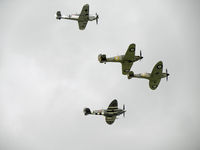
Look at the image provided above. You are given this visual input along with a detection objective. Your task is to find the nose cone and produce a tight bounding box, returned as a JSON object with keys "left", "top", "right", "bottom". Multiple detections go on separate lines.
{"left": 167, "top": 73, "right": 170, "bottom": 76}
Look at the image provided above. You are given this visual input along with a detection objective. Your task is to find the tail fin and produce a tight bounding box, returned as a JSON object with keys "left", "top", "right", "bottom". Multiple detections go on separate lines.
{"left": 56, "top": 11, "right": 62, "bottom": 20}
{"left": 83, "top": 108, "right": 91, "bottom": 115}
{"left": 127, "top": 71, "right": 134, "bottom": 79}
{"left": 98, "top": 54, "right": 107, "bottom": 63}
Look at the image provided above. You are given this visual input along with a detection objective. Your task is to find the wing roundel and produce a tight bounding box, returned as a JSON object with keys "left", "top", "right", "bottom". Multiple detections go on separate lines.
{"left": 123, "top": 43, "right": 136, "bottom": 61}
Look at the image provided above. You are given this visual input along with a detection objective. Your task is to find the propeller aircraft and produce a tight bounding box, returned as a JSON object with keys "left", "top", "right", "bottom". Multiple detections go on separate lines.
{"left": 83, "top": 99, "right": 126, "bottom": 125}
{"left": 127, "top": 61, "right": 169, "bottom": 90}
{"left": 98, "top": 43, "right": 143, "bottom": 75}
{"left": 56, "top": 4, "right": 99, "bottom": 30}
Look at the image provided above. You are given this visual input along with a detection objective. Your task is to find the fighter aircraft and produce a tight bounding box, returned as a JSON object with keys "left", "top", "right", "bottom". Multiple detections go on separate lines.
{"left": 98, "top": 43, "right": 143, "bottom": 75}
{"left": 127, "top": 61, "right": 169, "bottom": 90}
{"left": 56, "top": 4, "right": 99, "bottom": 30}
{"left": 83, "top": 99, "right": 126, "bottom": 125}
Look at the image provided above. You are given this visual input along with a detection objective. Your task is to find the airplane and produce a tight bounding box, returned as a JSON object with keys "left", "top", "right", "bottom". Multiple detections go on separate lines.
{"left": 127, "top": 61, "right": 169, "bottom": 90}
{"left": 56, "top": 4, "right": 99, "bottom": 30}
{"left": 98, "top": 43, "right": 143, "bottom": 75}
{"left": 83, "top": 99, "right": 126, "bottom": 125}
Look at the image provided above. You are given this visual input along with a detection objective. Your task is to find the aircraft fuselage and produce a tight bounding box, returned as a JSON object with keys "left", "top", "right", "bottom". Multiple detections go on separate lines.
{"left": 92, "top": 109, "right": 125, "bottom": 117}
{"left": 59, "top": 14, "right": 97, "bottom": 22}
{"left": 104, "top": 55, "right": 142, "bottom": 63}
{"left": 133, "top": 72, "right": 168, "bottom": 80}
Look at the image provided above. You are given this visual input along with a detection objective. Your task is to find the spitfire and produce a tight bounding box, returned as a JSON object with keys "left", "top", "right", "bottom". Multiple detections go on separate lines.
{"left": 98, "top": 43, "right": 143, "bottom": 75}
{"left": 127, "top": 61, "right": 170, "bottom": 90}
{"left": 56, "top": 4, "right": 99, "bottom": 30}
{"left": 83, "top": 99, "right": 126, "bottom": 125}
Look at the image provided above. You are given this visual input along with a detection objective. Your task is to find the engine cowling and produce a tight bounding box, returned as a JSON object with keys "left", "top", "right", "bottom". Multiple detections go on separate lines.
{"left": 128, "top": 71, "right": 134, "bottom": 79}
{"left": 98, "top": 54, "right": 107, "bottom": 63}
{"left": 83, "top": 108, "right": 91, "bottom": 115}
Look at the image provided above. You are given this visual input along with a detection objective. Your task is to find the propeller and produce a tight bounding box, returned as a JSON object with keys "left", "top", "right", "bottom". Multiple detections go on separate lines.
{"left": 123, "top": 104, "right": 125, "bottom": 117}
{"left": 140, "top": 50, "right": 143, "bottom": 60}
{"left": 166, "top": 69, "right": 169, "bottom": 81}
{"left": 96, "top": 13, "right": 99, "bottom": 24}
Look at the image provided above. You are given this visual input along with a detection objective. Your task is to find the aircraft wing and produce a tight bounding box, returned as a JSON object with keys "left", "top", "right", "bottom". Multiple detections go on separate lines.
{"left": 149, "top": 61, "right": 163, "bottom": 90}
{"left": 107, "top": 99, "right": 118, "bottom": 110}
{"left": 122, "top": 61, "right": 133, "bottom": 75}
{"left": 78, "top": 4, "right": 89, "bottom": 30}
{"left": 121, "top": 43, "right": 136, "bottom": 75}
{"left": 123, "top": 43, "right": 136, "bottom": 61}
{"left": 105, "top": 116, "right": 116, "bottom": 125}
{"left": 105, "top": 100, "right": 118, "bottom": 125}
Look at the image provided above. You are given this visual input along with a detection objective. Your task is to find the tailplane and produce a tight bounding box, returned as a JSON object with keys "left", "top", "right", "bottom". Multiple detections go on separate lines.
{"left": 83, "top": 108, "right": 91, "bottom": 115}
{"left": 98, "top": 54, "right": 107, "bottom": 63}
{"left": 127, "top": 71, "right": 134, "bottom": 79}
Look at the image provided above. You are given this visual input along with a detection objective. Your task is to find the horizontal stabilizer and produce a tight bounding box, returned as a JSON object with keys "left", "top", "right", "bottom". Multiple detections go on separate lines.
{"left": 83, "top": 108, "right": 91, "bottom": 115}
{"left": 127, "top": 71, "right": 134, "bottom": 79}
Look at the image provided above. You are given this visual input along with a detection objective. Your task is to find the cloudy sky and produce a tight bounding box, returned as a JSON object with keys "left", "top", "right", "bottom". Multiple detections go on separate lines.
{"left": 1, "top": 0, "right": 200, "bottom": 150}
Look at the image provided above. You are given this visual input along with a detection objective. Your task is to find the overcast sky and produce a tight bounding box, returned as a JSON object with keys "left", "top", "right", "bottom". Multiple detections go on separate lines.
{"left": 1, "top": 0, "right": 200, "bottom": 150}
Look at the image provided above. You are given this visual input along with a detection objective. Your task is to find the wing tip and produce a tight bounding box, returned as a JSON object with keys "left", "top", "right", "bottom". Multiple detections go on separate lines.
{"left": 112, "top": 99, "right": 117, "bottom": 103}
{"left": 149, "top": 83, "right": 158, "bottom": 90}
{"left": 156, "top": 61, "right": 163, "bottom": 65}
{"left": 106, "top": 121, "right": 114, "bottom": 125}
{"left": 84, "top": 4, "right": 89, "bottom": 7}
{"left": 130, "top": 43, "right": 136, "bottom": 47}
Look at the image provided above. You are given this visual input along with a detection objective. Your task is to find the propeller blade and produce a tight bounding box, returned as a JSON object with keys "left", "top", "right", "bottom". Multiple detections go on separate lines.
{"left": 96, "top": 13, "right": 99, "bottom": 24}
{"left": 166, "top": 69, "right": 169, "bottom": 81}
{"left": 139, "top": 50, "right": 143, "bottom": 61}
{"left": 123, "top": 104, "right": 125, "bottom": 117}
{"left": 96, "top": 13, "right": 99, "bottom": 18}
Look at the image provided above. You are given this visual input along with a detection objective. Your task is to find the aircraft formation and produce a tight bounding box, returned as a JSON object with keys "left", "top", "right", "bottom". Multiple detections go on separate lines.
{"left": 56, "top": 4, "right": 169, "bottom": 125}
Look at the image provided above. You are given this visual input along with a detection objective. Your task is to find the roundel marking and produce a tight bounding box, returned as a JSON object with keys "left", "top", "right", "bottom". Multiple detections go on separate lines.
{"left": 153, "top": 85, "right": 157, "bottom": 88}
{"left": 114, "top": 56, "right": 120, "bottom": 61}
{"left": 157, "top": 64, "right": 163, "bottom": 69}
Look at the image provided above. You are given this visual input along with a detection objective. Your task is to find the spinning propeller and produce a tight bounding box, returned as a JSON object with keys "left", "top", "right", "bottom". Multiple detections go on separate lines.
{"left": 123, "top": 104, "right": 126, "bottom": 117}
{"left": 96, "top": 13, "right": 99, "bottom": 24}
{"left": 166, "top": 69, "right": 169, "bottom": 81}
{"left": 140, "top": 50, "right": 143, "bottom": 60}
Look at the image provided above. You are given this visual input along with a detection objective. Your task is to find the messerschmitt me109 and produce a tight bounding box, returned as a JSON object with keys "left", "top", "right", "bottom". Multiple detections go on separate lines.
{"left": 83, "top": 99, "right": 126, "bottom": 125}
{"left": 127, "top": 61, "right": 169, "bottom": 90}
{"left": 56, "top": 4, "right": 99, "bottom": 30}
{"left": 98, "top": 43, "right": 143, "bottom": 75}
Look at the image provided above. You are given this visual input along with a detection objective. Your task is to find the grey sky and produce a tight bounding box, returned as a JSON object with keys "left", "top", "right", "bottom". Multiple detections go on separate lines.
{"left": 1, "top": 0, "right": 200, "bottom": 150}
